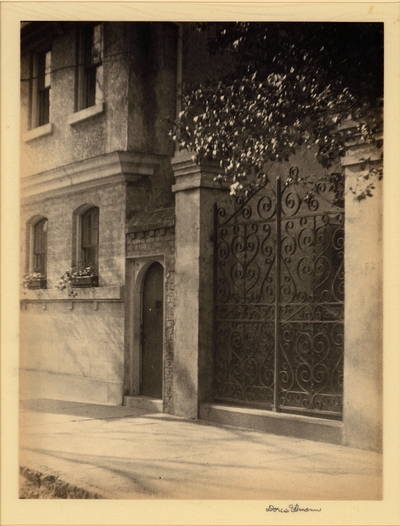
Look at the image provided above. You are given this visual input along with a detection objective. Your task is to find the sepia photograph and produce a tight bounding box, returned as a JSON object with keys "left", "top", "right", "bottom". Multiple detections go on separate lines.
{"left": 2, "top": 2, "right": 400, "bottom": 525}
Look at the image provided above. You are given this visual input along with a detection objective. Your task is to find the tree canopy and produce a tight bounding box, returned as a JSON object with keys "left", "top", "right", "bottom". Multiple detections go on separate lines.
{"left": 170, "top": 22, "right": 383, "bottom": 200}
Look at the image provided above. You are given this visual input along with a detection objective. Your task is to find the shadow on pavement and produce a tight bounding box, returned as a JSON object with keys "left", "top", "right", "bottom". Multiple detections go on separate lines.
{"left": 20, "top": 398, "right": 151, "bottom": 420}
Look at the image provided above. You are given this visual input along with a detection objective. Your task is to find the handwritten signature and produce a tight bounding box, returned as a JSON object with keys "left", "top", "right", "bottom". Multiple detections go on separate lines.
{"left": 266, "top": 504, "right": 321, "bottom": 513}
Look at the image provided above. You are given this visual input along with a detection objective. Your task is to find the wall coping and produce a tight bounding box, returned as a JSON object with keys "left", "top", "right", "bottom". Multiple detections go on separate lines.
{"left": 126, "top": 207, "right": 175, "bottom": 234}
{"left": 171, "top": 150, "right": 229, "bottom": 193}
{"left": 21, "top": 151, "right": 167, "bottom": 202}
{"left": 341, "top": 143, "right": 383, "bottom": 168}
{"left": 340, "top": 116, "right": 383, "bottom": 168}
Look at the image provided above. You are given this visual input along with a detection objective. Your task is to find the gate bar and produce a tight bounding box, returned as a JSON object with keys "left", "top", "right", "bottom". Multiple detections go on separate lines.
{"left": 273, "top": 176, "right": 281, "bottom": 411}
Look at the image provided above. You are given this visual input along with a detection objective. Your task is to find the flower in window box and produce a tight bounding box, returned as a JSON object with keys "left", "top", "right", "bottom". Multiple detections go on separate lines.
{"left": 23, "top": 272, "right": 47, "bottom": 290}
{"left": 57, "top": 263, "right": 98, "bottom": 296}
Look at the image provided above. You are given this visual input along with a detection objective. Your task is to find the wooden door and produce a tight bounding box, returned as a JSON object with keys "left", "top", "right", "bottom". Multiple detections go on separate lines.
{"left": 141, "top": 262, "right": 163, "bottom": 398}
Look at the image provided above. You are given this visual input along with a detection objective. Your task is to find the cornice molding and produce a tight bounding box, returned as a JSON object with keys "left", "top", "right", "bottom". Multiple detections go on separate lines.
{"left": 20, "top": 285, "right": 124, "bottom": 302}
{"left": 21, "top": 151, "right": 166, "bottom": 202}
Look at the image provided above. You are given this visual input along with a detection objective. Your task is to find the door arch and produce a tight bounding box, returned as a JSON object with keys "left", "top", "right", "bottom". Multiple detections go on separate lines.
{"left": 141, "top": 262, "right": 164, "bottom": 398}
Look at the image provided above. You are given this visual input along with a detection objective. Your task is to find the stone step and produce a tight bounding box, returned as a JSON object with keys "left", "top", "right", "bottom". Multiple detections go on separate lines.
{"left": 200, "top": 403, "right": 344, "bottom": 446}
{"left": 123, "top": 396, "right": 163, "bottom": 413}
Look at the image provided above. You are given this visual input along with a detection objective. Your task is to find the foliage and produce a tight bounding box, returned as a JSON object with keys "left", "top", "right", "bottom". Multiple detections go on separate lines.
{"left": 169, "top": 22, "right": 383, "bottom": 198}
{"left": 22, "top": 271, "right": 46, "bottom": 289}
{"left": 348, "top": 158, "right": 384, "bottom": 201}
{"left": 56, "top": 263, "right": 98, "bottom": 297}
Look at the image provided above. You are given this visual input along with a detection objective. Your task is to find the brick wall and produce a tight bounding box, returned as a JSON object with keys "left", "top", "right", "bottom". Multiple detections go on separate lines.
{"left": 21, "top": 182, "right": 127, "bottom": 288}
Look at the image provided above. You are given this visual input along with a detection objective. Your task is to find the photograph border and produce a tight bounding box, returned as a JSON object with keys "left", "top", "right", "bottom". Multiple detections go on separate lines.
{"left": 2, "top": 1, "right": 400, "bottom": 525}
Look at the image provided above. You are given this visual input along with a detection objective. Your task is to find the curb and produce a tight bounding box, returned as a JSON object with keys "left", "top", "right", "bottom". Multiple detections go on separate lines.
{"left": 20, "top": 466, "right": 104, "bottom": 499}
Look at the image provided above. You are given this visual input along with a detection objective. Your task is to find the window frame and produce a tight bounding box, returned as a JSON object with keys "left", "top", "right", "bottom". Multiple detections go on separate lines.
{"left": 30, "top": 48, "right": 52, "bottom": 129}
{"left": 72, "top": 205, "right": 100, "bottom": 270}
{"left": 27, "top": 217, "right": 48, "bottom": 276}
{"left": 76, "top": 23, "right": 104, "bottom": 112}
{"left": 80, "top": 206, "right": 99, "bottom": 269}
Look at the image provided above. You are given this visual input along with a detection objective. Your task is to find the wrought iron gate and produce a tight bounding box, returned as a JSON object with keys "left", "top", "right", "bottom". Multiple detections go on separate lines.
{"left": 214, "top": 167, "right": 344, "bottom": 417}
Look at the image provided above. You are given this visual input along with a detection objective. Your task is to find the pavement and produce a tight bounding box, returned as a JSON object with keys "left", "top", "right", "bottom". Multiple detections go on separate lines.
{"left": 19, "top": 397, "right": 383, "bottom": 500}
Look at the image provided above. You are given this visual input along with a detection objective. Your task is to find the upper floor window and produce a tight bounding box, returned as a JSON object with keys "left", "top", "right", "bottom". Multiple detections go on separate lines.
{"left": 33, "top": 217, "right": 48, "bottom": 275}
{"left": 32, "top": 50, "right": 51, "bottom": 128}
{"left": 81, "top": 206, "right": 99, "bottom": 269}
{"left": 77, "top": 24, "right": 104, "bottom": 110}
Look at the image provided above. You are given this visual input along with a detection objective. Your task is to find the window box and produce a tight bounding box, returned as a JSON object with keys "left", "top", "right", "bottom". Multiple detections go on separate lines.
{"left": 26, "top": 278, "right": 47, "bottom": 290}
{"left": 57, "top": 263, "right": 98, "bottom": 296}
{"left": 71, "top": 275, "right": 98, "bottom": 288}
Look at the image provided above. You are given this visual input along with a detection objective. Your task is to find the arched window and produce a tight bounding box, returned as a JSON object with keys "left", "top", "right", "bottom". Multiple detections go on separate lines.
{"left": 81, "top": 206, "right": 99, "bottom": 269}
{"left": 33, "top": 217, "right": 48, "bottom": 275}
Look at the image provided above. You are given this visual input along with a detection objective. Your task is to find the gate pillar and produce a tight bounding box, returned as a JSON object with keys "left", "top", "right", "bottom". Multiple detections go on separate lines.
{"left": 171, "top": 151, "right": 227, "bottom": 418}
{"left": 342, "top": 126, "right": 383, "bottom": 452}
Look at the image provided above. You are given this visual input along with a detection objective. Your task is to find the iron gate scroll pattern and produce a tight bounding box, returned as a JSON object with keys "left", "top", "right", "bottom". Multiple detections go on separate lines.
{"left": 214, "top": 168, "right": 344, "bottom": 417}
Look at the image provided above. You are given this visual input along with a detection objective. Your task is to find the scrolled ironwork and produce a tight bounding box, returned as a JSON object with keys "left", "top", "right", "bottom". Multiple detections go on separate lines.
{"left": 214, "top": 168, "right": 344, "bottom": 417}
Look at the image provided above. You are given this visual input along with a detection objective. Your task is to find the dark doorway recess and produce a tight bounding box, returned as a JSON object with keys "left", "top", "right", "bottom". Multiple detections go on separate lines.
{"left": 141, "top": 262, "right": 164, "bottom": 398}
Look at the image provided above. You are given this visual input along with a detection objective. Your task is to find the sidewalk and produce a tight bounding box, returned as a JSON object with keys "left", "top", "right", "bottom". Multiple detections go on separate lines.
{"left": 19, "top": 398, "right": 382, "bottom": 500}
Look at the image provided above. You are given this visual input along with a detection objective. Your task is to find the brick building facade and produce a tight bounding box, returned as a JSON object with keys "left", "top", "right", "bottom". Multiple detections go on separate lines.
{"left": 20, "top": 21, "right": 383, "bottom": 452}
{"left": 20, "top": 22, "right": 178, "bottom": 406}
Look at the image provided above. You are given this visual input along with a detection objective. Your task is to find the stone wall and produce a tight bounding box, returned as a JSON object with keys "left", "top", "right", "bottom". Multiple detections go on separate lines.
{"left": 20, "top": 296, "right": 124, "bottom": 405}
{"left": 127, "top": 23, "right": 177, "bottom": 157}
{"left": 20, "top": 23, "right": 130, "bottom": 177}
{"left": 20, "top": 21, "right": 178, "bottom": 407}
{"left": 342, "top": 132, "right": 383, "bottom": 452}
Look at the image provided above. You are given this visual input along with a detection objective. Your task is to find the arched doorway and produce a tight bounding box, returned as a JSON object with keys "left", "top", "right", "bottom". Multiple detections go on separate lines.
{"left": 141, "top": 262, "right": 164, "bottom": 398}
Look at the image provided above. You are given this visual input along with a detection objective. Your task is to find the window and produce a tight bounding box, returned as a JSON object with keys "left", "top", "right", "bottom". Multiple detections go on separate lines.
{"left": 33, "top": 218, "right": 48, "bottom": 275}
{"left": 32, "top": 50, "right": 51, "bottom": 128}
{"left": 77, "top": 24, "right": 104, "bottom": 110}
{"left": 81, "top": 207, "right": 99, "bottom": 268}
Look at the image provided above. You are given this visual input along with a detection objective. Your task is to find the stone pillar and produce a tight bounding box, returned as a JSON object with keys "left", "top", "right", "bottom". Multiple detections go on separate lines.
{"left": 171, "top": 151, "right": 227, "bottom": 418}
{"left": 342, "top": 132, "right": 383, "bottom": 452}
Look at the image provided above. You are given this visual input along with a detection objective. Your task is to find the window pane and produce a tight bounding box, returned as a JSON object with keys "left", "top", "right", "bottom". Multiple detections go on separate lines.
{"left": 44, "top": 51, "right": 51, "bottom": 88}
{"left": 33, "top": 219, "right": 47, "bottom": 274}
{"left": 95, "top": 64, "right": 104, "bottom": 105}
{"left": 92, "top": 24, "right": 103, "bottom": 64}
{"left": 81, "top": 208, "right": 99, "bottom": 268}
{"left": 37, "top": 51, "right": 51, "bottom": 90}
{"left": 90, "top": 208, "right": 99, "bottom": 227}
{"left": 85, "top": 66, "right": 97, "bottom": 108}
{"left": 90, "top": 227, "right": 99, "bottom": 246}
{"left": 84, "top": 246, "right": 97, "bottom": 267}
{"left": 82, "top": 24, "right": 103, "bottom": 109}
{"left": 38, "top": 89, "right": 50, "bottom": 126}
{"left": 37, "top": 50, "right": 51, "bottom": 126}
{"left": 83, "top": 211, "right": 91, "bottom": 230}
{"left": 84, "top": 24, "right": 103, "bottom": 66}
{"left": 82, "top": 227, "right": 91, "bottom": 247}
